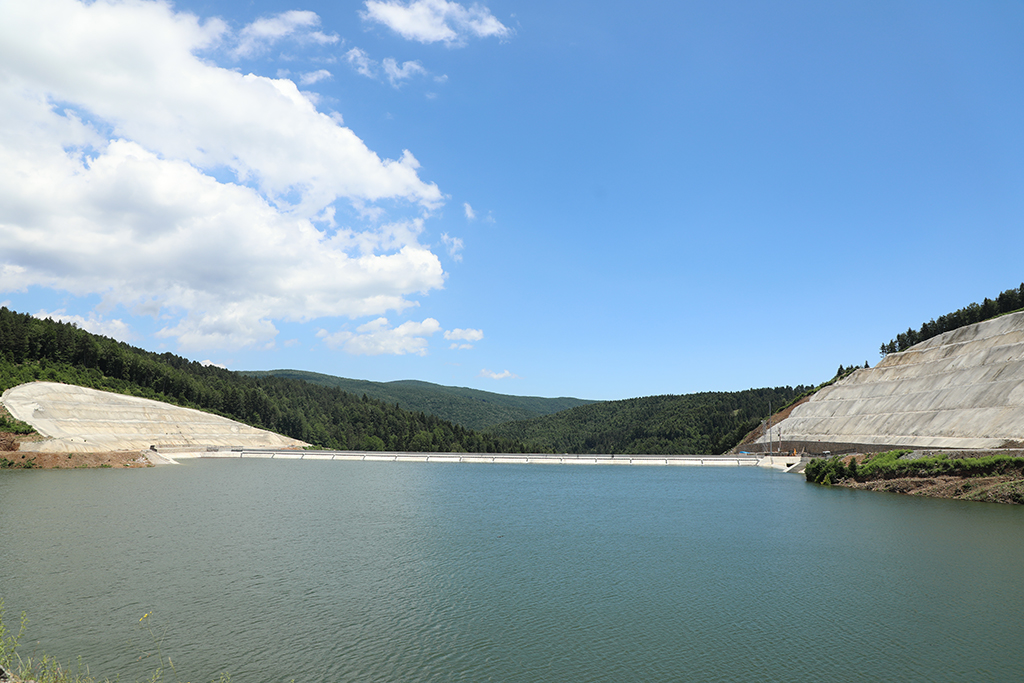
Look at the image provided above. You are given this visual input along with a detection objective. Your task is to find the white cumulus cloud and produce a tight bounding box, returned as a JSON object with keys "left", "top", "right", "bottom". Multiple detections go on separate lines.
{"left": 441, "top": 233, "right": 464, "bottom": 261}
{"left": 33, "top": 309, "right": 135, "bottom": 343}
{"left": 299, "top": 69, "right": 333, "bottom": 86}
{"left": 0, "top": 0, "right": 449, "bottom": 352}
{"left": 362, "top": 0, "right": 510, "bottom": 46}
{"left": 463, "top": 202, "right": 476, "bottom": 220}
{"left": 444, "top": 327, "right": 482, "bottom": 349}
{"left": 444, "top": 328, "right": 483, "bottom": 342}
{"left": 346, "top": 47, "right": 378, "bottom": 78}
{"left": 317, "top": 317, "right": 441, "bottom": 355}
{"left": 479, "top": 368, "right": 518, "bottom": 380}
{"left": 233, "top": 10, "right": 339, "bottom": 59}
{"left": 383, "top": 58, "right": 427, "bottom": 87}
{"left": 346, "top": 48, "right": 431, "bottom": 88}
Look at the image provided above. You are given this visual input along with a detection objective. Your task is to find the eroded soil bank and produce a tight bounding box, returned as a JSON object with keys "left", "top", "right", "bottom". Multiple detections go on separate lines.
{"left": 1, "top": 434, "right": 151, "bottom": 468}
{"left": 1, "top": 450, "right": 152, "bottom": 468}
{"left": 832, "top": 450, "right": 1024, "bottom": 504}
{"left": 845, "top": 474, "right": 1024, "bottom": 504}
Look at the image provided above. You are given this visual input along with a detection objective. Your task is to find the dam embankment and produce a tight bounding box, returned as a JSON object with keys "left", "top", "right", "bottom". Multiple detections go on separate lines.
{"left": 1, "top": 381, "right": 308, "bottom": 452}
{"left": 754, "top": 310, "right": 1024, "bottom": 452}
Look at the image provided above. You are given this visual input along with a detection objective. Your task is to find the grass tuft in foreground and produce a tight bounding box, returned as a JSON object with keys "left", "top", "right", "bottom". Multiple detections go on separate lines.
{"left": 0, "top": 602, "right": 230, "bottom": 683}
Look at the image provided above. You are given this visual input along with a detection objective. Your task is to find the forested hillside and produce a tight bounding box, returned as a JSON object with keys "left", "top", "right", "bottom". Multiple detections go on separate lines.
{"left": 880, "top": 282, "right": 1024, "bottom": 355}
{"left": 0, "top": 307, "right": 526, "bottom": 453}
{"left": 486, "top": 386, "right": 809, "bottom": 455}
{"left": 247, "top": 369, "right": 594, "bottom": 429}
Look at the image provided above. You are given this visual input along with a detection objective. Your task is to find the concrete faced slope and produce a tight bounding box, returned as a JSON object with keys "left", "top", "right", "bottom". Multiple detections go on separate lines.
{"left": 1, "top": 381, "right": 309, "bottom": 452}
{"left": 757, "top": 310, "right": 1024, "bottom": 451}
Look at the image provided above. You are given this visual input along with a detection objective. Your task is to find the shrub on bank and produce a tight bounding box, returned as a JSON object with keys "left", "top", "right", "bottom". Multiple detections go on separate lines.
{"left": 805, "top": 456, "right": 851, "bottom": 485}
{"left": 0, "top": 411, "right": 34, "bottom": 436}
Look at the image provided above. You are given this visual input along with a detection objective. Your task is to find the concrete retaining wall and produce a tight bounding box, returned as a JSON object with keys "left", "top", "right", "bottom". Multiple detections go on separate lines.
{"left": 741, "top": 440, "right": 911, "bottom": 456}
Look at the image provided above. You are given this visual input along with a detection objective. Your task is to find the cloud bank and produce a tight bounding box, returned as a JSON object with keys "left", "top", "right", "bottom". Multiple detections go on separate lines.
{"left": 0, "top": 0, "right": 450, "bottom": 352}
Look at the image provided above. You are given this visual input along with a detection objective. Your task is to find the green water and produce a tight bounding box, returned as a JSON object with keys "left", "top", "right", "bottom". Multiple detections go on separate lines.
{"left": 2, "top": 460, "right": 1023, "bottom": 682}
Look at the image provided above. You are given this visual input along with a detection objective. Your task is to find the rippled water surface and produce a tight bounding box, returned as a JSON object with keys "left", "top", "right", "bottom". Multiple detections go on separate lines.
{"left": 2, "top": 460, "right": 1024, "bottom": 682}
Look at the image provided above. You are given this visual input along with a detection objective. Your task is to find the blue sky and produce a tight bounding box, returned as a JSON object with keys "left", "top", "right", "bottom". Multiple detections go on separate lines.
{"left": 1, "top": 0, "right": 1023, "bottom": 401}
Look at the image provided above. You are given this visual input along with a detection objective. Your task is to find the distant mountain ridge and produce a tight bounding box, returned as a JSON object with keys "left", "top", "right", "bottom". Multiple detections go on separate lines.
{"left": 244, "top": 369, "right": 596, "bottom": 430}
{"left": 486, "top": 386, "right": 809, "bottom": 455}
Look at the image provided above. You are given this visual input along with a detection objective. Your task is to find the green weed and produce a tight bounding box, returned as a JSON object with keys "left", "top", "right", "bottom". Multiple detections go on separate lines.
{"left": 0, "top": 456, "right": 36, "bottom": 470}
{"left": 0, "top": 604, "right": 230, "bottom": 683}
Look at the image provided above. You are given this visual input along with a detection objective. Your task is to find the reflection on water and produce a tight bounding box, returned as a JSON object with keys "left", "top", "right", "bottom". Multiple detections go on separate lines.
{"left": 2, "top": 460, "right": 1023, "bottom": 682}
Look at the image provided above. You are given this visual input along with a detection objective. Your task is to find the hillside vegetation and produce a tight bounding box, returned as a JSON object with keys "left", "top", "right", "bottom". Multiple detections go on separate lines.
{"left": 0, "top": 307, "right": 525, "bottom": 453}
{"left": 486, "top": 386, "right": 809, "bottom": 455}
{"left": 880, "top": 282, "right": 1024, "bottom": 355}
{"left": 247, "top": 369, "right": 593, "bottom": 430}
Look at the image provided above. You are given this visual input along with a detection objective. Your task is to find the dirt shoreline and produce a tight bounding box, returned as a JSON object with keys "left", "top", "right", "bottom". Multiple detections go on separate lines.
{"left": 1, "top": 450, "right": 153, "bottom": 468}
{"left": 841, "top": 474, "right": 1024, "bottom": 504}
{"left": 827, "top": 451, "right": 1024, "bottom": 504}
{"left": 1, "top": 436, "right": 152, "bottom": 469}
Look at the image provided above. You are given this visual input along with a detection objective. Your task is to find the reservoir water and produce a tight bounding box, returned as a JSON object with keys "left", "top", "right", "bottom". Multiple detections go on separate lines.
{"left": 2, "top": 459, "right": 1024, "bottom": 682}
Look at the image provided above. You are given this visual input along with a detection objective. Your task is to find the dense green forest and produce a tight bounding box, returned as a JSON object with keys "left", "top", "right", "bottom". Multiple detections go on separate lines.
{"left": 0, "top": 307, "right": 526, "bottom": 453}
{"left": 246, "top": 369, "right": 594, "bottom": 430}
{"left": 880, "top": 283, "right": 1024, "bottom": 356}
{"left": 485, "top": 386, "right": 809, "bottom": 455}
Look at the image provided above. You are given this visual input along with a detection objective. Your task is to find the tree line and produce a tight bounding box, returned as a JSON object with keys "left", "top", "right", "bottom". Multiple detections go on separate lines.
{"left": 880, "top": 283, "right": 1024, "bottom": 356}
{"left": 485, "top": 386, "right": 810, "bottom": 456}
{"left": 0, "top": 307, "right": 526, "bottom": 453}
{"left": 835, "top": 362, "right": 869, "bottom": 378}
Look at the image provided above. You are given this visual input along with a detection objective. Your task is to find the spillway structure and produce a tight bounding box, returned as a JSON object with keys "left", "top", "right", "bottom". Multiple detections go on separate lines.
{"left": 1, "top": 381, "right": 308, "bottom": 452}
{"left": 753, "top": 310, "right": 1024, "bottom": 453}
